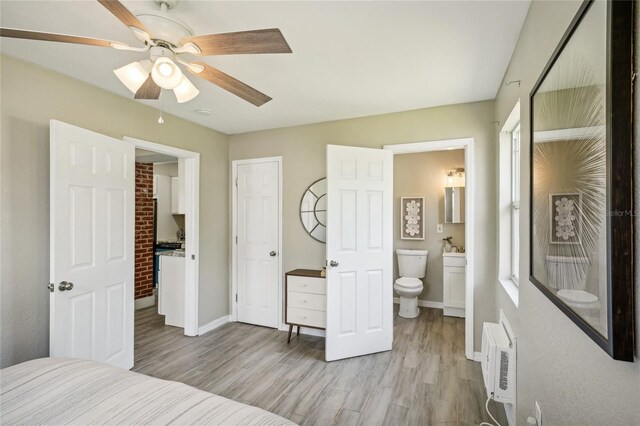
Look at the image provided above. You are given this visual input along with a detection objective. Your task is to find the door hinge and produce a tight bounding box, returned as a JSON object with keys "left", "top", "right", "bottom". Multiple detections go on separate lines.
{"left": 235, "top": 236, "right": 238, "bottom": 244}
{"left": 236, "top": 294, "right": 238, "bottom": 302}
{"left": 235, "top": 178, "right": 238, "bottom": 187}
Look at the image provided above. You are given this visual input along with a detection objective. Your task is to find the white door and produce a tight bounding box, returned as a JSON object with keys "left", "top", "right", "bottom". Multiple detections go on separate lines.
{"left": 237, "top": 161, "right": 280, "bottom": 328}
{"left": 50, "top": 120, "right": 134, "bottom": 369}
{"left": 325, "top": 145, "right": 393, "bottom": 361}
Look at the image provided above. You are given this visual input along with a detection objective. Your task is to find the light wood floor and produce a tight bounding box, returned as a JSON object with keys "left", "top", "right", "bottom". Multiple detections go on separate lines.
{"left": 133, "top": 305, "right": 506, "bottom": 425}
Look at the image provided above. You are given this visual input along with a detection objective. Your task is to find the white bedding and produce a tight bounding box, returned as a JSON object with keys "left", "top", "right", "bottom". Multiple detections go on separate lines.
{"left": 0, "top": 358, "right": 296, "bottom": 426}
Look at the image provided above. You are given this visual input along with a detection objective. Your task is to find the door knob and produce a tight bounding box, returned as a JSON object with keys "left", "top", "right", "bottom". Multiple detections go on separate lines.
{"left": 329, "top": 260, "right": 339, "bottom": 267}
{"left": 270, "top": 251, "right": 277, "bottom": 257}
{"left": 58, "top": 281, "right": 74, "bottom": 291}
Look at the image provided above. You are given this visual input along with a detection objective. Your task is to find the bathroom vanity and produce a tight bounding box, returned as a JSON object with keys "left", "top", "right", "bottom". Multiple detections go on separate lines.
{"left": 443, "top": 252, "right": 466, "bottom": 317}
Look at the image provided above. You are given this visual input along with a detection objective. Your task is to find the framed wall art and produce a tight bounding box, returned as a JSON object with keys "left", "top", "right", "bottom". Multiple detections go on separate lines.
{"left": 549, "top": 193, "right": 582, "bottom": 245}
{"left": 529, "top": 0, "right": 634, "bottom": 360}
{"left": 400, "top": 197, "right": 425, "bottom": 240}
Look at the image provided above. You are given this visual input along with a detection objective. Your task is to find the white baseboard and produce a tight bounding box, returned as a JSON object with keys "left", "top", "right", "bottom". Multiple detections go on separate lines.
{"left": 473, "top": 351, "right": 483, "bottom": 362}
{"left": 393, "top": 297, "right": 443, "bottom": 309}
{"left": 198, "top": 315, "right": 231, "bottom": 335}
{"left": 135, "top": 295, "right": 155, "bottom": 310}
{"left": 278, "top": 324, "right": 326, "bottom": 338}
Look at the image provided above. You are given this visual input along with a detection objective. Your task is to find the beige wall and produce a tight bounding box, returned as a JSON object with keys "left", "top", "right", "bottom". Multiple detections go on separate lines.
{"left": 0, "top": 55, "right": 230, "bottom": 368}
{"left": 393, "top": 150, "right": 465, "bottom": 302}
{"left": 230, "top": 100, "right": 496, "bottom": 350}
{"left": 494, "top": 1, "right": 640, "bottom": 423}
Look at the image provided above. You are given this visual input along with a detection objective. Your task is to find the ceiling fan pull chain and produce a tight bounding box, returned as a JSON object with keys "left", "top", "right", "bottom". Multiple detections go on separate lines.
{"left": 158, "top": 91, "right": 165, "bottom": 125}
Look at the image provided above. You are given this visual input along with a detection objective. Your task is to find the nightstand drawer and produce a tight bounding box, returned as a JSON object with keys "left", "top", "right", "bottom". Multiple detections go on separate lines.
{"left": 288, "top": 291, "right": 326, "bottom": 311}
{"left": 287, "top": 307, "right": 325, "bottom": 328}
{"left": 287, "top": 275, "right": 326, "bottom": 295}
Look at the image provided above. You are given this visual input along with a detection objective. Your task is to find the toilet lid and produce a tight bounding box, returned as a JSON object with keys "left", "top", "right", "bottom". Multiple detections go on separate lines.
{"left": 395, "top": 277, "right": 423, "bottom": 288}
{"left": 557, "top": 289, "right": 598, "bottom": 304}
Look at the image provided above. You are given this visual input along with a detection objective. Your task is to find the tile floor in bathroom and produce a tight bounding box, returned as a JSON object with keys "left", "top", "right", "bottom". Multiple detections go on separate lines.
{"left": 133, "top": 304, "right": 507, "bottom": 425}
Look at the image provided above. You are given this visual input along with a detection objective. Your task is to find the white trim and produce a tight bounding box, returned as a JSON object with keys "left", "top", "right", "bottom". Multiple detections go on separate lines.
{"left": 198, "top": 315, "right": 231, "bottom": 335}
{"left": 231, "top": 157, "right": 283, "bottom": 329}
{"left": 135, "top": 295, "right": 155, "bottom": 310}
{"left": 473, "top": 351, "right": 483, "bottom": 362}
{"left": 385, "top": 137, "right": 476, "bottom": 361}
{"left": 393, "top": 297, "right": 443, "bottom": 310}
{"left": 278, "top": 324, "right": 326, "bottom": 338}
{"left": 124, "top": 136, "right": 200, "bottom": 337}
{"left": 499, "top": 279, "right": 520, "bottom": 308}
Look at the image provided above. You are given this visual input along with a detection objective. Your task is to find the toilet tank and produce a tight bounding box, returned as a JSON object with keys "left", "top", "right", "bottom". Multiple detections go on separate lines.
{"left": 396, "top": 249, "right": 428, "bottom": 278}
{"left": 545, "top": 255, "right": 589, "bottom": 290}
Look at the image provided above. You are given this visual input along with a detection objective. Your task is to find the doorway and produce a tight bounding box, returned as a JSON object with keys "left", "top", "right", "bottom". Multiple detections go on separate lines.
{"left": 231, "top": 157, "right": 283, "bottom": 329}
{"left": 125, "top": 137, "right": 200, "bottom": 337}
{"left": 384, "top": 138, "right": 475, "bottom": 360}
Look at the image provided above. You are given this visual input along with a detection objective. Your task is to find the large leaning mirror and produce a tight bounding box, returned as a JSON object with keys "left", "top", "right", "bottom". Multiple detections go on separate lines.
{"left": 530, "top": 0, "right": 633, "bottom": 361}
{"left": 300, "top": 178, "right": 327, "bottom": 243}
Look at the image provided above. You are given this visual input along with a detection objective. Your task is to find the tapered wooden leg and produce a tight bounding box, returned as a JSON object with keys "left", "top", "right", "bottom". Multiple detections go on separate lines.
{"left": 287, "top": 324, "right": 293, "bottom": 344}
{"left": 297, "top": 325, "right": 300, "bottom": 336}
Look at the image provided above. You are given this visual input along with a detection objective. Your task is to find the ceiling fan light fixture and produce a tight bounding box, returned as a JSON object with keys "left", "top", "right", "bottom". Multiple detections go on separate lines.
{"left": 173, "top": 75, "right": 199, "bottom": 103}
{"left": 151, "top": 56, "right": 183, "bottom": 89}
{"left": 114, "top": 61, "right": 151, "bottom": 94}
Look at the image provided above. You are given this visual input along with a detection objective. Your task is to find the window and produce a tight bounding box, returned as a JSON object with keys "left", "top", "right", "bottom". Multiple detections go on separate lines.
{"left": 511, "top": 124, "right": 520, "bottom": 284}
{"left": 498, "top": 100, "right": 520, "bottom": 306}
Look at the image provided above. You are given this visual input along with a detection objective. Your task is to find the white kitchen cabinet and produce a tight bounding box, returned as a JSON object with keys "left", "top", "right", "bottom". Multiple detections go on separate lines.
{"left": 170, "top": 181, "right": 185, "bottom": 214}
{"left": 158, "top": 255, "right": 185, "bottom": 327}
{"left": 443, "top": 252, "right": 466, "bottom": 317}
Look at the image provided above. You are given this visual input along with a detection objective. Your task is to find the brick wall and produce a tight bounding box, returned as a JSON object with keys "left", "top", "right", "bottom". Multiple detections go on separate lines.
{"left": 135, "top": 162, "right": 154, "bottom": 300}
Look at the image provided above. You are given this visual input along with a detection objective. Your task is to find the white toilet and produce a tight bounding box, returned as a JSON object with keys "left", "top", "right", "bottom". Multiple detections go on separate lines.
{"left": 546, "top": 255, "right": 600, "bottom": 318}
{"left": 394, "top": 249, "right": 428, "bottom": 318}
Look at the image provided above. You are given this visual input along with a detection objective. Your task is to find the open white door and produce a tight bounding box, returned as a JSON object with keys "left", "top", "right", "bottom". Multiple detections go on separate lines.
{"left": 50, "top": 120, "right": 134, "bottom": 369}
{"left": 325, "top": 145, "right": 393, "bottom": 361}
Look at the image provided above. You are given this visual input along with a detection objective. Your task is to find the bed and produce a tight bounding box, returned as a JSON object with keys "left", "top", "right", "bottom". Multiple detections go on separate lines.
{"left": 1, "top": 358, "right": 296, "bottom": 425}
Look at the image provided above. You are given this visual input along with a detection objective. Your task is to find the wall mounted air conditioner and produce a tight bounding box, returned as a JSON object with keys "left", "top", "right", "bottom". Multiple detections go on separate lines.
{"left": 481, "top": 311, "right": 516, "bottom": 404}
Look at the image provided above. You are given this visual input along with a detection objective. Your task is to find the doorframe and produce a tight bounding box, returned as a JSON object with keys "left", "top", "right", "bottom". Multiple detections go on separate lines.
{"left": 124, "top": 136, "right": 200, "bottom": 337}
{"left": 384, "top": 137, "right": 475, "bottom": 360}
{"left": 230, "top": 156, "right": 283, "bottom": 328}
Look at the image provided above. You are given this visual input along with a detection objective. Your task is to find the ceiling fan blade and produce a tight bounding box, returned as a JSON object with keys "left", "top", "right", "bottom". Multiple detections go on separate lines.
{"left": 182, "top": 29, "right": 292, "bottom": 56}
{"left": 134, "top": 76, "right": 161, "bottom": 100}
{"left": 97, "top": 0, "right": 153, "bottom": 37}
{"left": 189, "top": 62, "right": 272, "bottom": 107}
{"left": 0, "top": 28, "right": 113, "bottom": 47}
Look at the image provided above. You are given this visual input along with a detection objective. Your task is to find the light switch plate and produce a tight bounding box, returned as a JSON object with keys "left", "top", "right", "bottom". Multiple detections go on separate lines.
{"left": 535, "top": 401, "right": 542, "bottom": 425}
{"left": 436, "top": 224, "right": 444, "bottom": 233}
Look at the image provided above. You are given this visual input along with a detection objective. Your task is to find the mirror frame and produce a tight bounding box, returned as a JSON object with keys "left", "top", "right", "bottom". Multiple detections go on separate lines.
{"left": 299, "top": 177, "right": 327, "bottom": 244}
{"left": 528, "top": 0, "right": 634, "bottom": 361}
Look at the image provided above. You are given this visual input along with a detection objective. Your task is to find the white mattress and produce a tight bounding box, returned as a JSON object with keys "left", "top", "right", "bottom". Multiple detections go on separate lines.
{"left": 1, "top": 358, "right": 296, "bottom": 426}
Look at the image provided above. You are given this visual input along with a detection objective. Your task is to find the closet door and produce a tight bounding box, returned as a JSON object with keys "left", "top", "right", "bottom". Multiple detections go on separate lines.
{"left": 325, "top": 145, "right": 393, "bottom": 361}
{"left": 236, "top": 160, "right": 280, "bottom": 328}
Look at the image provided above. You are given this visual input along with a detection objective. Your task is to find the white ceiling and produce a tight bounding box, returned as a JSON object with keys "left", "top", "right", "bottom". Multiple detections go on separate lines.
{"left": 0, "top": 1, "right": 530, "bottom": 134}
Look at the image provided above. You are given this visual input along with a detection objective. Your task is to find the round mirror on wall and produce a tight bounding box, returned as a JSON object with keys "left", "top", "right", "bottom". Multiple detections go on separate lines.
{"left": 300, "top": 178, "right": 327, "bottom": 243}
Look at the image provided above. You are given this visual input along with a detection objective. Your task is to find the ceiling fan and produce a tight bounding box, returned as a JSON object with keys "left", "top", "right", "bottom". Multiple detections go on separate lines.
{"left": 0, "top": 0, "right": 292, "bottom": 106}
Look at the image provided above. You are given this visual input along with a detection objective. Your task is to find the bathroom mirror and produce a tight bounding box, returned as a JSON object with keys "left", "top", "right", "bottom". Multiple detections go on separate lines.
{"left": 529, "top": 0, "right": 633, "bottom": 360}
{"left": 444, "top": 187, "right": 465, "bottom": 224}
{"left": 300, "top": 178, "right": 327, "bottom": 243}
